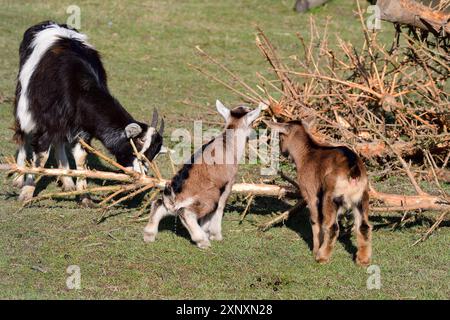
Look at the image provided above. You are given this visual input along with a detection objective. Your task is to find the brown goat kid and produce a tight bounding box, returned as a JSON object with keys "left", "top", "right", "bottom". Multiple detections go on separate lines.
{"left": 144, "top": 101, "right": 261, "bottom": 249}
{"left": 266, "top": 120, "right": 372, "bottom": 266}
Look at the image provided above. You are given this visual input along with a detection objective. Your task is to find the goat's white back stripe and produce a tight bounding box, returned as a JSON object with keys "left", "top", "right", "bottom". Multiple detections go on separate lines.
{"left": 17, "top": 24, "right": 91, "bottom": 133}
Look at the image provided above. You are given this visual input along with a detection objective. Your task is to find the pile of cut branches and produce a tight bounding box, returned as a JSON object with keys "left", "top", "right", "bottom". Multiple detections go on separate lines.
{"left": 192, "top": 0, "right": 450, "bottom": 238}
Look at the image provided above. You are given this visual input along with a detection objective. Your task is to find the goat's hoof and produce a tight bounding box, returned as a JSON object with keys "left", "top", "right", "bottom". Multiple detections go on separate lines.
{"left": 61, "top": 181, "right": 76, "bottom": 192}
{"left": 197, "top": 240, "right": 211, "bottom": 249}
{"left": 355, "top": 255, "right": 371, "bottom": 267}
{"left": 143, "top": 232, "right": 156, "bottom": 243}
{"left": 209, "top": 233, "right": 223, "bottom": 241}
{"left": 80, "top": 197, "right": 96, "bottom": 208}
{"left": 18, "top": 186, "right": 35, "bottom": 202}
{"left": 12, "top": 176, "right": 25, "bottom": 189}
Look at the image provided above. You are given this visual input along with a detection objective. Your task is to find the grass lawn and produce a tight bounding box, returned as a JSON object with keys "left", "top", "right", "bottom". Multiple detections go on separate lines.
{"left": 0, "top": 0, "right": 448, "bottom": 299}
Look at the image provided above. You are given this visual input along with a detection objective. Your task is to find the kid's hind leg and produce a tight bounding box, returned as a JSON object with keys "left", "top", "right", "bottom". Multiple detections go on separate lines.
{"left": 143, "top": 199, "right": 171, "bottom": 242}
{"left": 316, "top": 192, "right": 339, "bottom": 264}
{"left": 352, "top": 190, "right": 372, "bottom": 266}
{"left": 178, "top": 208, "right": 210, "bottom": 249}
{"left": 302, "top": 190, "right": 321, "bottom": 257}
{"left": 208, "top": 182, "right": 233, "bottom": 241}
{"left": 199, "top": 216, "right": 211, "bottom": 236}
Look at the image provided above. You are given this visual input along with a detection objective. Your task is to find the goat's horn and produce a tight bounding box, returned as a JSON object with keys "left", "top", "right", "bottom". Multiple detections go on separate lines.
{"left": 150, "top": 109, "right": 159, "bottom": 128}
{"left": 159, "top": 118, "right": 165, "bottom": 135}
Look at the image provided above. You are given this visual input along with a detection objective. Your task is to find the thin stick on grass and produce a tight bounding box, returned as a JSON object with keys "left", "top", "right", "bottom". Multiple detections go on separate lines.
{"left": 412, "top": 211, "right": 449, "bottom": 246}
{"left": 239, "top": 194, "right": 254, "bottom": 224}
{"left": 258, "top": 200, "right": 306, "bottom": 232}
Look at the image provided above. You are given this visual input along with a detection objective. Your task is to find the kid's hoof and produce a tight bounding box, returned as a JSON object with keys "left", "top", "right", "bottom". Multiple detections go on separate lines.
{"left": 18, "top": 186, "right": 35, "bottom": 202}
{"left": 315, "top": 253, "right": 330, "bottom": 264}
{"left": 355, "top": 255, "right": 371, "bottom": 267}
{"left": 197, "top": 240, "right": 211, "bottom": 249}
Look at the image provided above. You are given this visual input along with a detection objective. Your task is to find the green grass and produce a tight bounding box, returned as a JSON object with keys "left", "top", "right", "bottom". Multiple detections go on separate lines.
{"left": 0, "top": 0, "right": 449, "bottom": 299}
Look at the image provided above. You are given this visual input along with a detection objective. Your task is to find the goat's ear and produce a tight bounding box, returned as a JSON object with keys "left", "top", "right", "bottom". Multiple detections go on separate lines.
{"left": 263, "top": 120, "right": 289, "bottom": 134}
{"left": 216, "top": 100, "right": 230, "bottom": 122}
{"left": 244, "top": 106, "right": 261, "bottom": 127}
{"left": 125, "top": 123, "right": 143, "bottom": 138}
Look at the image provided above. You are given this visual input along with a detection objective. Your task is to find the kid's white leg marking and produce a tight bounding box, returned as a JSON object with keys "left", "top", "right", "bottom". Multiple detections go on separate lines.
{"left": 179, "top": 209, "right": 210, "bottom": 249}
{"left": 209, "top": 183, "right": 232, "bottom": 241}
{"left": 55, "top": 143, "right": 75, "bottom": 191}
{"left": 143, "top": 200, "right": 171, "bottom": 243}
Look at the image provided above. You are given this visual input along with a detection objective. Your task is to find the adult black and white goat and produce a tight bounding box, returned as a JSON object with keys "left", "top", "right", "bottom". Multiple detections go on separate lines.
{"left": 13, "top": 21, "right": 164, "bottom": 205}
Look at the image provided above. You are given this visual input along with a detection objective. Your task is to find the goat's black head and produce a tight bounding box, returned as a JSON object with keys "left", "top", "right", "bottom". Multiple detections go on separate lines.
{"left": 123, "top": 109, "right": 164, "bottom": 173}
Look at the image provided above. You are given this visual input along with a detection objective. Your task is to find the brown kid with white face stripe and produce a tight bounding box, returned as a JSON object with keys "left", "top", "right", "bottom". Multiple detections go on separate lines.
{"left": 265, "top": 120, "right": 372, "bottom": 266}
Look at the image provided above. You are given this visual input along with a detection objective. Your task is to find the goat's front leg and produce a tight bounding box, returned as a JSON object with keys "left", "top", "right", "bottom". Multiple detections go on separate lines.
{"left": 12, "top": 142, "right": 28, "bottom": 188}
{"left": 18, "top": 148, "right": 50, "bottom": 201}
{"left": 55, "top": 143, "right": 76, "bottom": 191}
{"left": 178, "top": 208, "right": 210, "bottom": 249}
{"left": 316, "top": 192, "right": 339, "bottom": 264}
{"left": 72, "top": 142, "right": 94, "bottom": 207}
{"left": 353, "top": 190, "right": 372, "bottom": 266}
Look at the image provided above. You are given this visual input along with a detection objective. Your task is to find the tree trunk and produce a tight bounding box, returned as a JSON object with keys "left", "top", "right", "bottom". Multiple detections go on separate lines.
{"left": 377, "top": 0, "right": 450, "bottom": 35}
{"left": 294, "top": 0, "right": 329, "bottom": 12}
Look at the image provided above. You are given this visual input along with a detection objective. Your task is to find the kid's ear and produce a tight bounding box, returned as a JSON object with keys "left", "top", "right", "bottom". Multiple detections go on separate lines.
{"left": 216, "top": 100, "right": 230, "bottom": 122}
{"left": 244, "top": 106, "right": 261, "bottom": 127}
{"left": 263, "top": 120, "right": 289, "bottom": 134}
{"left": 302, "top": 115, "right": 317, "bottom": 131}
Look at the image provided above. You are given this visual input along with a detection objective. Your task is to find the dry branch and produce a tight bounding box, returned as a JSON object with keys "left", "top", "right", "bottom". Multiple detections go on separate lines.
{"left": 2, "top": 163, "right": 448, "bottom": 212}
